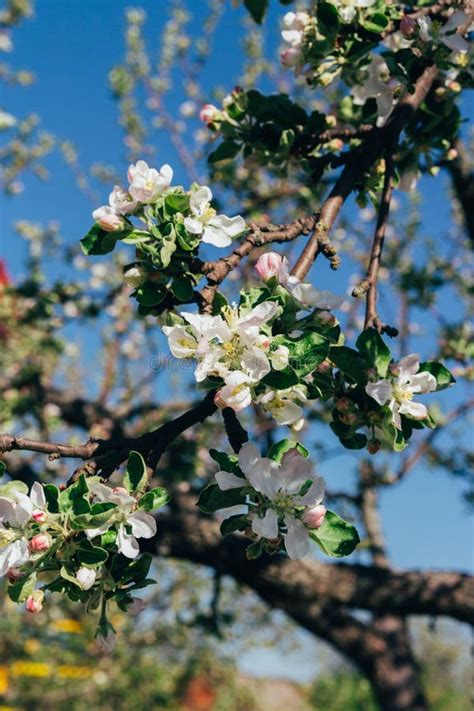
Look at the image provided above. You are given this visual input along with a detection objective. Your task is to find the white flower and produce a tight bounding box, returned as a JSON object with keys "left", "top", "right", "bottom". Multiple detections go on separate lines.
{"left": 0, "top": 489, "right": 33, "bottom": 527}
{"left": 86, "top": 482, "right": 157, "bottom": 559}
{"left": 366, "top": 354, "right": 437, "bottom": 429}
{"left": 215, "top": 443, "right": 325, "bottom": 559}
{"left": 214, "top": 372, "right": 253, "bottom": 412}
{"left": 0, "top": 529, "right": 29, "bottom": 577}
{"left": 123, "top": 265, "right": 147, "bottom": 288}
{"left": 280, "top": 47, "right": 303, "bottom": 68}
{"left": 332, "top": 0, "right": 376, "bottom": 24}
{"left": 352, "top": 55, "right": 400, "bottom": 127}
{"left": 281, "top": 11, "right": 310, "bottom": 47}
{"left": 0, "top": 110, "right": 16, "bottom": 130}
{"left": 76, "top": 566, "right": 97, "bottom": 591}
{"left": 418, "top": 12, "right": 470, "bottom": 54}
{"left": 127, "top": 160, "right": 173, "bottom": 203}
{"left": 256, "top": 385, "right": 307, "bottom": 427}
{"left": 278, "top": 257, "right": 343, "bottom": 310}
{"left": 109, "top": 185, "right": 137, "bottom": 215}
{"left": 184, "top": 186, "right": 246, "bottom": 248}
{"left": 164, "top": 301, "right": 279, "bottom": 387}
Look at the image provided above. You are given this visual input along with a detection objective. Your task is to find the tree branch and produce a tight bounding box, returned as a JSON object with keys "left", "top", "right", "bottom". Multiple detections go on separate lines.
{"left": 291, "top": 64, "right": 439, "bottom": 281}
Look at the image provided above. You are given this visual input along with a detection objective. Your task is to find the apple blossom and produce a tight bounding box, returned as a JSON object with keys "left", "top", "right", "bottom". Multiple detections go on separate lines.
{"left": 418, "top": 12, "right": 470, "bottom": 54}
{"left": 86, "top": 482, "right": 157, "bottom": 559}
{"left": 26, "top": 590, "right": 44, "bottom": 614}
{"left": 184, "top": 185, "right": 246, "bottom": 248}
{"left": 366, "top": 354, "right": 437, "bottom": 429}
{"left": 108, "top": 185, "right": 137, "bottom": 215}
{"left": 127, "top": 160, "right": 173, "bottom": 203}
{"left": 215, "top": 442, "right": 326, "bottom": 559}
{"left": 199, "top": 104, "right": 219, "bottom": 124}
{"left": 29, "top": 534, "right": 51, "bottom": 552}
{"left": 280, "top": 47, "right": 303, "bottom": 69}
{"left": 352, "top": 55, "right": 401, "bottom": 127}
{"left": 256, "top": 385, "right": 307, "bottom": 427}
{"left": 255, "top": 252, "right": 283, "bottom": 281}
{"left": 214, "top": 372, "right": 253, "bottom": 412}
{"left": 281, "top": 11, "right": 310, "bottom": 47}
{"left": 76, "top": 566, "right": 97, "bottom": 591}
{"left": 92, "top": 206, "right": 125, "bottom": 232}
{"left": 0, "top": 528, "right": 30, "bottom": 576}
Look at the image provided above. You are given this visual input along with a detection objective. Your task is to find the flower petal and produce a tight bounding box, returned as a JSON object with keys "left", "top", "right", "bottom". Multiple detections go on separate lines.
{"left": 238, "top": 442, "right": 260, "bottom": 477}
{"left": 366, "top": 380, "right": 392, "bottom": 406}
{"left": 30, "top": 482, "right": 46, "bottom": 510}
{"left": 128, "top": 511, "right": 157, "bottom": 539}
{"left": 284, "top": 515, "right": 310, "bottom": 559}
{"left": 398, "top": 400, "right": 428, "bottom": 421}
{"left": 117, "top": 526, "right": 140, "bottom": 558}
{"left": 252, "top": 509, "right": 279, "bottom": 539}
{"left": 215, "top": 470, "right": 245, "bottom": 491}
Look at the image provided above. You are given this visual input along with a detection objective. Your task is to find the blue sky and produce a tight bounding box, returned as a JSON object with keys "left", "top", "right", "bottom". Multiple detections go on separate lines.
{"left": 1, "top": 0, "right": 473, "bottom": 679}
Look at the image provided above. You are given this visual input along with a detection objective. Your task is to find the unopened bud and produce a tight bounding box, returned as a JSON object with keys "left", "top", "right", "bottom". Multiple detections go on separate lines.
{"left": 123, "top": 265, "right": 147, "bottom": 288}
{"left": 302, "top": 504, "right": 326, "bottom": 529}
{"left": 447, "top": 81, "right": 461, "bottom": 93}
{"left": 76, "top": 566, "right": 97, "bottom": 591}
{"left": 32, "top": 511, "right": 46, "bottom": 523}
{"left": 199, "top": 103, "right": 219, "bottom": 125}
{"left": 328, "top": 138, "right": 343, "bottom": 152}
{"left": 26, "top": 590, "right": 44, "bottom": 614}
{"left": 340, "top": 412, "right": 358, "bottom": 426}
{"left": 255, "top": 252, "right": 283, "bottom": 281}
{"left": 280, "top": 47, "right": 302, "bottom": 68}
{"left": 367, "top": 438, "right": 381, "bottom": 455}
{"left": 29, "top": 534, "right": 51, "bottom": 553}
{"left": 7, "top": 567, "right": 23, "bottom": 583}
{"left": 446, "top": 148, "right": 458, "bottom": 161}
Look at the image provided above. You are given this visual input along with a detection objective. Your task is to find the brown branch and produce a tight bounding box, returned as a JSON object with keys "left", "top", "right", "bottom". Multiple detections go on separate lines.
{"left": 445, "top": 139, "right": 474, "bottom": 247}
{"left": 0, "top": 391, "right": 218, "bottom": 480}
{"left": 355, "top": 149, "right": 396, "bottom": 331}
{"left": 291, "top": 64, "right": 439, "bottom": 281}
{"left": 359, "top": 461, "right": 389, "bottom": 568}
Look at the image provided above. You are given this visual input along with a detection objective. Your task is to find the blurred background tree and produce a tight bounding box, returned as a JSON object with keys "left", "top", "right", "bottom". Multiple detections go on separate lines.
{"left": 0, "top": 1, "right": 472, "bottom": 709}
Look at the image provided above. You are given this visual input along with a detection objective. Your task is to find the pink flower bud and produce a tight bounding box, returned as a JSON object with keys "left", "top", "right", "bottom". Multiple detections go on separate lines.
{"left": 367, "top": 438, "right": 381, "bottom": 455}
{"left": 33, "top": 511, "right": 46, "bottom": 523}
{"left": 98, "top": 213, "right": 124, "bottom": 232}
{"left": 199, "top": 104, "right": 219, "bottom": 124}
{"left": 7, "top": 567, "right": 23, "bottom": 583}
{"left": 400, "top": 15, "right": 416, "bottom": 37}
{"left": 29, "top": 534, "right": 51, "bottom": 553}
{"left": 335, "top": 397, "right": 351, "bottom": 413}
{"left": 302, "top": 505, "right": 326, "bottom": 529}
{"left": 316, "top": 359, "right": 332, "bottom": 373}
{"left": 255, "top": 252, "right": 283, "bottom": 281}
{"left": 389, "top": 363, "right": 400, "bottom": 377}
{"left": 26, "top": 590, "right": 44, "bottom": 614}
{"left": 280, "top": 47, "right": 302, "bottom": 68}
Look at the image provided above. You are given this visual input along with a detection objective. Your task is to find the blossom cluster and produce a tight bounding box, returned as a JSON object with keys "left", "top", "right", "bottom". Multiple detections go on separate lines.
{"left": 199, "top": 440, "right": 359, "bottom": 560}
{"left": 0, "top": 454, "right": 169, "bottom": 634}
{"left": 82, "top": 160, "right": 246, "bottom": 314}
{"left": 163, "top": 252, "right": 343, "bottom": 429}
{"left": 277, "top": 6, "right": 472, "bottom": 126}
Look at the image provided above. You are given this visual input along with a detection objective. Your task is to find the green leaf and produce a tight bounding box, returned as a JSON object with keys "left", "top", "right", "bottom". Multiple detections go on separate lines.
{"left": 360, "top": 12, "right": 389, "bottom": 34}
{"left": 171, "top": 275, "right": 194, "bottom": 302}
{"left": 60, "top": 566, "right": 82, "bottom": 588}
{"left": 77, "top": 541, "right": 109, "bottom": 567}
{"left": 329, "top": 345, "right": 368, "bottom": 384}
{"left": 209, "top": 450, "right": 241, "bottom": 474}
{"left": 0, "top": 462, "right": 5, "bottom": 481}
{"left": 208, "top": 140, "right": 241, "bottom": 164}
{"left": 135, "top": 282, "right": 167, "bottom": 307}
{"left": 124, "top": 450, "right": 148, "bottom": 495}
{"left": 220, "top": 514, "right": 249, "bottom": 537}
{"left": 70, "top": 502, "right": 117, "bottom": 530}
{"left": 243, "top": 0, "right": 269, "bottom": 24}
{"left": 268, "top": 439, "right": 309, "bottom": 463}
{"left": 316, "top": 1, "right": 340, "bottom": 36}
{"left": 279, "top": 332, "right": 330, "bottom": 376}
{"left": 418, "top": 361, "right": 455, "bottom": 391}
{"left": 356, "top": 328, "right": 391, "bottom": 377}
{"left": 43, "top": 484, "right": 59, "bottom": 513}
{"left": 309, "top": 510, "right": 359, "bottom": 557}
{"left": 339, "top": 433, "right": 368, "bottom": 450}
{"left": 197, "top": 484, "right": 246, "bottom": 514}
{"left": 381, "top": 416, "right": 407, "bottom": 452}
{"left": 0, "top": 480, "right": 28, "bottom": 497}
{"left": 261, "top": 367, "right": 299, "bottom": 389}
{"left": 138, "top": 487, "right": 170, "bottom": 511}
{"left": 80, "top": 224, "right": 124, "bottom": 255}
{"left": 58, "top": 474, "right": 90, "bottom": 515}
{"left": 165, "top": 193, "right": 189, "bottom": 214}
{"left": 101, "top": 530, "right": 117, "bottom": 547}
{"left": 8, "top": 572, "right": 37, "bottom": 603}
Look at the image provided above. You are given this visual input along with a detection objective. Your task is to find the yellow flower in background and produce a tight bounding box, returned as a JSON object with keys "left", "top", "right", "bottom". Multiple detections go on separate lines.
{"left": 23, "top": 639, "right": 40, "bottom": 655}
{"left": 58, "top": 665, "right": 91, "bottom": 680}
{"left": 51, "top": 619, "right": 83, "bottom": 634}
{"left": 0, "top": 665, "right": 9, "bottom": 694}
{"left": 10, "top": 661, "right": 50, "bottom": 678}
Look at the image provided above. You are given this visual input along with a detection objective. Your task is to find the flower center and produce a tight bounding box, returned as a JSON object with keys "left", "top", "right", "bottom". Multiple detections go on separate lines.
{"left": 273, "top": 491, "right": 294, "bottom": 512}
{"left": 0, "top": 528, "right": 17, "bottom": 545}
{"left": 393, "top": 384, "right": 413, "bottom": 404}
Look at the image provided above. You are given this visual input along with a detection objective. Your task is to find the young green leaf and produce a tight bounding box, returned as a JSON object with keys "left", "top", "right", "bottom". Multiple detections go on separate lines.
{"left": 309, "top": 510, "right": 360, "bottom": 557}
{"left": 356, "top": 328, "right": 391, "bottom": 377}
{"left": 124, "top": 451, "right": 148, "bottom": 495}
